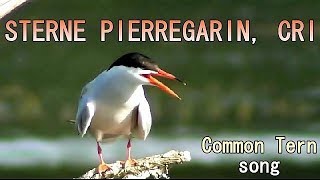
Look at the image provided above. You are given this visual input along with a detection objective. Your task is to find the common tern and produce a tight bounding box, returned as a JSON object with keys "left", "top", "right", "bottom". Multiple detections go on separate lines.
{"left": 74, "top": 52, "right": 186, "bottom": 174}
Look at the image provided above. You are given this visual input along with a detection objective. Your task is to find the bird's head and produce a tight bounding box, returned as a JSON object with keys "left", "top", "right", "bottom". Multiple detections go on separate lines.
{"left": 108, "top": 52, "right": 186, "bottom": 100}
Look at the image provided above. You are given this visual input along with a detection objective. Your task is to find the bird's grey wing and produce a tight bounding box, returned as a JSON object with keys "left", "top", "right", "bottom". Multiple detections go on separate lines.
{"left": 75, "top": 84, "right": 95, "bottom": 137}
{"left": 132, "top": 95, "right": 152, "bottom": 140}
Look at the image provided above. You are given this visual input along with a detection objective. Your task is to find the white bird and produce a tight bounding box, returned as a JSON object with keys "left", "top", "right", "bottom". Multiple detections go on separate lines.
{"left": 74, "top": 52, "right": 186, "bottom": 174}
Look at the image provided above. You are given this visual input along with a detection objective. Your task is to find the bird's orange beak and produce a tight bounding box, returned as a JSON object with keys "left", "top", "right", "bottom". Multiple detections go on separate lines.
{"left": 142, "top": 68, "right": 186, "bottom": 100}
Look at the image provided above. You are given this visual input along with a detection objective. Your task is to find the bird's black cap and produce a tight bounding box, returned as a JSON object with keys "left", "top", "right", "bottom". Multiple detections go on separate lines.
{"left": 109, "top": 52, "right": 187, "bottom": 85}
{"left": 108, "top": 52, "right": 159, "bottom": 71}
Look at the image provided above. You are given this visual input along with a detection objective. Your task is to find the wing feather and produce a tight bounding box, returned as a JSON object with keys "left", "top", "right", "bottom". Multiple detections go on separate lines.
{"left": 75, "top": 83, "right": 95, "bottom": 137}
{"left": 132, "top": 96, "right": 152, "bottom": 140}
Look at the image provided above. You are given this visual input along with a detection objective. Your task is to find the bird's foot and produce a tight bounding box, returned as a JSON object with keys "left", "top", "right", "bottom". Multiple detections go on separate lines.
{"left": 96, "top": 162, "right": 112, "bottom": 175}
{"left": 120, "top": 158, "right": 138, "bottom": 169}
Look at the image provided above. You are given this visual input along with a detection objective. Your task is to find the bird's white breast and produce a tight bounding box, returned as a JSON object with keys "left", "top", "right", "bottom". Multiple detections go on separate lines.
{"left": 83, "top": 67, "right": 147, "bottom": 142}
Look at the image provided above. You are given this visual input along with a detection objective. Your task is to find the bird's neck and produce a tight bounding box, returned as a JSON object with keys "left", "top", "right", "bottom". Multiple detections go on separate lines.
{"left": 93, "top": 70, "right": 145, "bottom": 107}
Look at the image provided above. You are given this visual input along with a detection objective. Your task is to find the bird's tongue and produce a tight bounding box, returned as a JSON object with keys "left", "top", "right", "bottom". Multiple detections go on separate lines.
{"left": 143, "top": 74, "right": 181, "bottom": 100}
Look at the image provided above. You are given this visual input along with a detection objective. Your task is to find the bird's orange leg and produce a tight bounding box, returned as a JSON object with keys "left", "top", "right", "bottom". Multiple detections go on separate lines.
{"left": 96, "top": 141, "right": 111, "bottom": 174}
{"left": 120, "top": 139, "right": 138, "bottom": 168}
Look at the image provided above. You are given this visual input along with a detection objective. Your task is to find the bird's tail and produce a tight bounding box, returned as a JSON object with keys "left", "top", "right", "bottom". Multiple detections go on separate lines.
{"left": 66, "top": 119, "right": 81, "bottom": 135}
{"left": 67, "top": 119, "right": 76, "bottom": 124}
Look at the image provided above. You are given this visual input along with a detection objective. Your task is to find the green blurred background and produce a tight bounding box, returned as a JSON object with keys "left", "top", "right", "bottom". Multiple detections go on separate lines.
{"left": 1, "top": 0, "right": 320, "bottom": 178}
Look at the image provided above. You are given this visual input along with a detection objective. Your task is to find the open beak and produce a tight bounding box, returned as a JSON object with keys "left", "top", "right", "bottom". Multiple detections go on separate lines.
{"left": 142, "top": 68, "right": 186, "bottom": 100}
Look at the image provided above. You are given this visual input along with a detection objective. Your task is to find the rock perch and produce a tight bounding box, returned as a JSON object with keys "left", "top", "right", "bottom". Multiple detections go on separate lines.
{"left": 76, "top": 150, "right": 191, "bottom": 179}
